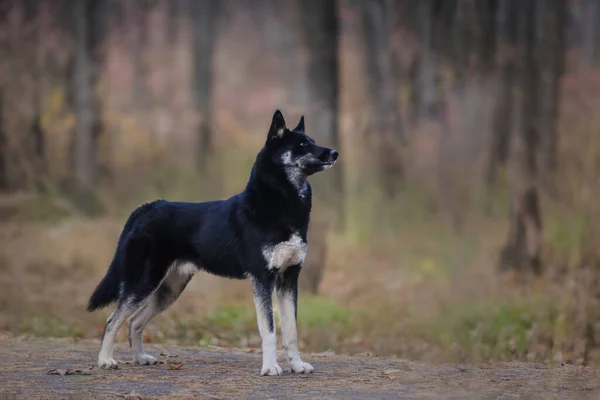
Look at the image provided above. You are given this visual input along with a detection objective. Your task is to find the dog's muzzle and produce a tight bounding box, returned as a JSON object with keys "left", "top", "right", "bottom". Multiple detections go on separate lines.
{"left": 321, "top": 149, "right": 339, "bottom": 167}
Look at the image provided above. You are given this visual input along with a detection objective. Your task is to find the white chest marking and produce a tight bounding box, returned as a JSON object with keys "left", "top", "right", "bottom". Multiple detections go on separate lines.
{"left": 262, "top": 233, "right": 307, "bottom": 270}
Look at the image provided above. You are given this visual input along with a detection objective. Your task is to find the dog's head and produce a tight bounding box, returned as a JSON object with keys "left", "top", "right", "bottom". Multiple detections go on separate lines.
{"left": 265, "top": 110, "right": 339, "bottom": 177}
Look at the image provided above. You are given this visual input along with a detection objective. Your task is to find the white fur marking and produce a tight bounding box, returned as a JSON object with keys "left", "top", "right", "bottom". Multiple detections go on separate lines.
{"left": 253, "top": 285, "right": 282, "bottom": 376}
{"left": 130, "top": 300, "right": 159, "bottom": 365}
{"left": 276, "top": 290, "right": 314, "bottom": 373}
{"left": 262, "top": 233, "right": 307, "bottom": 271}
{"left": 280, "top": 151, "right": 309, "bottom": 195}
{"left": 280, "top": 150, "right": 294, "bottom": 166}
{"left": 98, "top": 300, "right": 136, "bottom": 369}
{"left": 177, "top": 262, "right": 198, "bottom": 276}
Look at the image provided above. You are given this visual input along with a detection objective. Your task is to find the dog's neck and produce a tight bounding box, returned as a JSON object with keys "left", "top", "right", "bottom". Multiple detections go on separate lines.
{"left": 243, "top": 150, "right": 311, "bottom": 225}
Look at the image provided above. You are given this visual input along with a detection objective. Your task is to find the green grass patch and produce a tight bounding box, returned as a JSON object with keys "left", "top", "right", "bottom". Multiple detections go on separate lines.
{"left": 297, "top": 296, "right": 352, "bottom": 330}
{"left": 546, "top": 212, "right": 589, "bottom": 264}
{"left": 17, "top": 316, "right": 85, "bottom": 339}
{"left": 424, "top": 297, "right": 559, "bottom": 362}
{"left": 168, "top": 296, "right": 355, "bottom": 348}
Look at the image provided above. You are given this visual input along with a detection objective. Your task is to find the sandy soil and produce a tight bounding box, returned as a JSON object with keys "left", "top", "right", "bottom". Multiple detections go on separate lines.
{"left": 1, "top": 336, "right": 599, "bottom": 400}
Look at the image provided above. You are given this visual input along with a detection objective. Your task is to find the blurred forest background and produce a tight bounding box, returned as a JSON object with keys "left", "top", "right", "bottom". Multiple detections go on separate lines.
{"left": 1, "top": 0, "right": 600, "bottom": 366}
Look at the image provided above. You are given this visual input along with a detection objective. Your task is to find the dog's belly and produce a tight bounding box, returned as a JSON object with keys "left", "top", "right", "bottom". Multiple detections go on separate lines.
{"left": 262, "top": 233, "right": 307, "bottom": 270}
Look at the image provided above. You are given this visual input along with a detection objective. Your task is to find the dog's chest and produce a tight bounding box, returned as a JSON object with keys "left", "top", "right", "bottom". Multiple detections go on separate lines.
{"left": 262, "top": 233, "right": 307, "bottom": 270}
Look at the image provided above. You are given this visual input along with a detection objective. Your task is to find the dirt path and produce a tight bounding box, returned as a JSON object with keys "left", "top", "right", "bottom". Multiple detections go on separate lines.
{"left": 1, "top": 337, "right": 599, "bottom": 399}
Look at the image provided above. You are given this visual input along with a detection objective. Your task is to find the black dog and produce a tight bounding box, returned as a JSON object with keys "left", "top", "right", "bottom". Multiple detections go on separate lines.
{"left": 87, "top": 110, "right": 338, "bottom": 375}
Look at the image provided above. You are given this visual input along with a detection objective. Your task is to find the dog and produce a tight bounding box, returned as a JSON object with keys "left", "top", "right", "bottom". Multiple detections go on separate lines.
{"left": 87, "top": 110, "right": 339, "bottom": 376}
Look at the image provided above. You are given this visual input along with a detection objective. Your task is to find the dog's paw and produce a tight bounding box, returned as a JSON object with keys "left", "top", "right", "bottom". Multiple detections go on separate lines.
{"left": 133, "top": 353, "right": 158, "bottom": 365}
{"left": 290, "top": 360, "right": 314, "bottom": 374}
{"left": 98, "top": 357, "right": 119, "bottom": 369}
{"left": 260, "top": 362, "right": 283, "bottom": 376}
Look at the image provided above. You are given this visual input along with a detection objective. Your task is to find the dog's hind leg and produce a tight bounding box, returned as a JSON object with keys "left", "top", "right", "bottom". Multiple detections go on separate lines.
{"left": 275, "top": 265, "right": 313, "bottom": 373}
{"left": 98, "top": 298, "right": 143, "bottom": 369}
{"left": 129, "top": 264, "right": 193, "bottom": 365}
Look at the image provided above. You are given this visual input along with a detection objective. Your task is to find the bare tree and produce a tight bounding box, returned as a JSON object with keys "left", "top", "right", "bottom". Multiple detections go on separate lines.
{"left": 360, "top": 0, "right": 402, "bottom": 140}
{"left": 301, "top": 0, "right": 341, "bottom": 193}
{"left": 485, "top": 0, "right": 518, "bottom": 188}
{"left": 123, "top": 0, "right": 145, "bottom": 107}
{"left": 475, "top": 0, "right": 498, "bottom": 73}
{"left": 72, "top": 0, "right": 105, "bottom": 197}
{"left": 417, "top": 0, "right": 438, "bottom": 119}
{"left": 0, "top": 88, "right": 6, "bottom": 191}
{"left": 359, "top": 0, "right": 404, "bottom": 195}
{"left": 538, "top": 0, "right": 566, "bottom": 178}
{"left": 190, "top": 0, "right": 219, "bottom": 171}
{"left": 499, "top": 0, "right": 543, "bottom": 277}
{"left": 582, "top": 0, "right": 600, "bottom": 67}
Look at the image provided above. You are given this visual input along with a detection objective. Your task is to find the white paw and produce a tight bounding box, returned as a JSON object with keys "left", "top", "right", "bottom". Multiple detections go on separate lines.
{"left": 133, "top": 353, "right": 158, "bottom": 365}
{"left": 290, "top": 360, "right": 314, "bottom": 374}
{"left": 98, "top": 357, "right": 118, "bottom": 369}
{"left": 260, "top": 362, "right": 283, "bottom": 376}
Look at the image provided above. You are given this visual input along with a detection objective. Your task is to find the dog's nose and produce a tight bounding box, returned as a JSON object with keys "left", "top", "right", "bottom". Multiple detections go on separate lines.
{"left": 330, "top": 150, "right": 339, "bottom": 160}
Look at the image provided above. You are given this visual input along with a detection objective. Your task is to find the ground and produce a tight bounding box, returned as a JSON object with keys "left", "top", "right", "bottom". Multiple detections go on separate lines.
{"left": 1, "top": 337, "right": 599, "bottom": 400}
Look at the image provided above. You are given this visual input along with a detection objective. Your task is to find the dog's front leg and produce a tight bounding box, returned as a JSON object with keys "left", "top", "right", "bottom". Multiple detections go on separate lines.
{"left": 275, "top": 265, "right": 314, "bottom": 374}
{"left": 253, "top": 275, "right": 282, "bottom": 376}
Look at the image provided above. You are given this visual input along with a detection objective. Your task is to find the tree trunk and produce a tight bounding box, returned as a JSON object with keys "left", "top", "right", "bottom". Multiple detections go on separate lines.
{"left": 418, "top": 0, "right": 439, "bottom": 119}
{"left": 299, "top": 216, "right": 329, "bottom": 294}
{"left": 360, "top": 0, "right": 402, "bottom": 141}
{"left": 499, "top": 186, "right": 542, "bottom": 277}
{"left": 538, "top": 0, "right": 566, "bottom": 179}
{"left": 360, "top": 0, "right": 404, "bottom": 196}
{"left": 190, "top": 0, "right": 219, "bottom": 171}
{"left": 0, "top": 89, "right": 7, "bottom": 191}
{"left": 301, "top": 0, "right": 342, "bottom": 208}
{"left": 73, "top": 0, "right": 97, "bottom": 195}
{"left": 485, "top": 0, "right": 518, "bottom": 188}
{"left": 262, "top": 0, "right": 307, "bottom": 106}
{"left": 451, "top": 0, "right": 470, "bottom": 88}
{"left": 499, "top": 0, "right": 543, "bottom": 278}
{"left": 582, "top": 0, "right": 600, "bottom": 67}
{"left": 475, "top": 0, "right": 498, "bottom": 73}
{"left": 124, "top": 0, "right": 144, "bottom": 106}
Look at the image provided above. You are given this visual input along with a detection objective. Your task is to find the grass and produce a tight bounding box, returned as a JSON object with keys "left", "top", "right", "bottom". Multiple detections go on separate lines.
{"left": 426, "top": 297, "right": 559, "bottom": 363}
{"left": 17, "top": 316, "right": 85, "bottom": 340}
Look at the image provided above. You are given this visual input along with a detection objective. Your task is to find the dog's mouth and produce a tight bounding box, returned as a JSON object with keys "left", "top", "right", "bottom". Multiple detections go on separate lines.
{"left": 302, "top": 160, "right": 336, "bottom": 175}
{"left": 319, "top": 160, "right": 336, "bottom": 169}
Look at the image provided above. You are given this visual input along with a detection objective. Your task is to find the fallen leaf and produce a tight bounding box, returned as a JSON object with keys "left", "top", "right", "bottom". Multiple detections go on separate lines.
{"left": 47, "top": 369, "right": 66, "bottom": 376}
{"left": 160, "top": 352, "right": 178, "bottom": 358}
{"left": 314, "top": 351, "right": 335, "bottom": 357}
{"left": 122, "top": 391, "right": 142, "bottom": 400}
{"left": 382, "top": 369, "right": 402, "bottom": 375}
{"left": 168, "top": 363, "right": 184, "bottom": 370}
{"left": 47, "top": 368, "right": 91, "bottom": 376}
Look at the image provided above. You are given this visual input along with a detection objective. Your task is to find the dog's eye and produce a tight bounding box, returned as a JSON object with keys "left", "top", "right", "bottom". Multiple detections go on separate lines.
{"left": 300, "top": 141, "right": 308, "bottom": 147}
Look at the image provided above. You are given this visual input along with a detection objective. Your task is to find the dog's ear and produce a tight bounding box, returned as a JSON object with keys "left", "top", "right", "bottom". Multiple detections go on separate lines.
{"left": 268, "top": 110, "right": 287, "bottom": 140}
{"left": 292, "top": 116, "right": 305, "bottom": 132}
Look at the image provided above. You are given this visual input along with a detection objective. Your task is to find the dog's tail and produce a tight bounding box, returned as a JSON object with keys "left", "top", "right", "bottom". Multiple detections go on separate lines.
{"left": 87, "top": 258, "right": 120, "bottom": 312}
{"left": 87, "top": 201, "right": 160, "bottom": 312}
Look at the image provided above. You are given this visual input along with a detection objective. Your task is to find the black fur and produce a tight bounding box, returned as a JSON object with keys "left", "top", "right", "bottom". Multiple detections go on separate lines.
{"left": 87, "top": 110, "right": 338, "bottom": 374}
